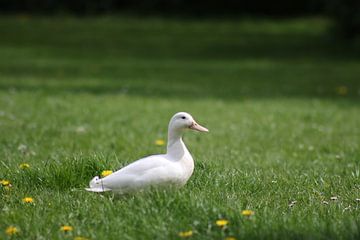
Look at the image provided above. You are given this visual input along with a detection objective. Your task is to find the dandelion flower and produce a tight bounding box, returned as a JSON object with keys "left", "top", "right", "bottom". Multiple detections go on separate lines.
{"left": 22, "top": 197, "right": 34, "bottom": 203}
{"left": 60, "top": 225, "right": 73, "bottom": 232}
{"left": 155, "top": 139, "right": 165, "bottom": 146}
{"left": 225, "top": 237, "right": 237, "bottom": 240}
{"left": 336, "top": 86, "right": 348, "bottom": 95}
{"left": 5, "top": 226, "right": 19, "bottom": 236}
{"left": 241, "top": 210, "right": 255, "bottom": 217}
{"left": 178, "top": 230, "right": 193, "bottom": 237}
{"left": 101, "top": 170, "right": 113, "bottom": 177}
{"left": 19, "top": 163, "right": 30, "bottom": 169}
{"left": 215, "top": 219, "right": 229, "bottom": 227}
{"left": 1, "top": 179, "right": 11, "bottom": 186}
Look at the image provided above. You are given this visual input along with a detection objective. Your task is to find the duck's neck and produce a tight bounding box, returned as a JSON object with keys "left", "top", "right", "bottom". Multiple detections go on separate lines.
{"left": 166, "top": 128, "right": 189, "bottom": 159}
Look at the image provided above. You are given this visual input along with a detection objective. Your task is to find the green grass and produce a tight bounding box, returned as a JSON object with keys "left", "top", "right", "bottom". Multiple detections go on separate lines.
{"left": 0, "top": 16, "right": 359, "bottom": 239}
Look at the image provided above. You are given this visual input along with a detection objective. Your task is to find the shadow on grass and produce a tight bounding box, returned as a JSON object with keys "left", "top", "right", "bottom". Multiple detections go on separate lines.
{"left": 0, "top": 16, "right": 359, "bottom": 100}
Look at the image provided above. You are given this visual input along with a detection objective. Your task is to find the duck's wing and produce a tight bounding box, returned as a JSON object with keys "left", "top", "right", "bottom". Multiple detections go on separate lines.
{"left": 101, "top": 154, "right": 180, "bottom": 192}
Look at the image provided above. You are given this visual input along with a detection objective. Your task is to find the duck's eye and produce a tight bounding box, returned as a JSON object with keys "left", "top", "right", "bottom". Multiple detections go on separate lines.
{"left": 181, "top": 116, "right": 186, "bottom": 119}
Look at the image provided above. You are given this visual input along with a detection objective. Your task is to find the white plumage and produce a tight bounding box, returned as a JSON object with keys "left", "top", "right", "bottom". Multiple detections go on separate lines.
{"left": 85, "top": 112, "right": 208, "bottom": 194}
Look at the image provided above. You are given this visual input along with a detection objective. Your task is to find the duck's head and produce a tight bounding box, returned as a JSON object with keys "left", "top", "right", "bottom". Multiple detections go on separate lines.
{"left": 169, "top": 112, "right": 209, "bottom": 133}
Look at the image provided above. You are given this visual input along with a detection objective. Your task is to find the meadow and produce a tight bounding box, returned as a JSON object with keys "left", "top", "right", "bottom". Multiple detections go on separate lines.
{"left": 0, "top": 16, "right": 359, "bottom": 239}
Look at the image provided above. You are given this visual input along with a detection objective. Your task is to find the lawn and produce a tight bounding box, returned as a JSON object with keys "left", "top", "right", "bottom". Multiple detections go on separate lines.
{"left": 0, "top": 16, "right": 359, "bottom": 240}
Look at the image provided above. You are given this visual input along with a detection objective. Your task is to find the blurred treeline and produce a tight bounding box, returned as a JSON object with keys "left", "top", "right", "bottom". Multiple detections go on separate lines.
{"left": 0, "top": 0, "right": 359, "bottom": 38}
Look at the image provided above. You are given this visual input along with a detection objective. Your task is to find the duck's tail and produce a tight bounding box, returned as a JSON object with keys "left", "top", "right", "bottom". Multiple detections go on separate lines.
{"left": 85, "top": 176, "right": 111, "bottom": 192}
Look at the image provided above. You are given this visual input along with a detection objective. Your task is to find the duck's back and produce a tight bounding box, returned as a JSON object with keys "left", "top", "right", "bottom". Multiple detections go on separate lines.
{"left": 101, "top": 154, "right": 183, "bottom": 193}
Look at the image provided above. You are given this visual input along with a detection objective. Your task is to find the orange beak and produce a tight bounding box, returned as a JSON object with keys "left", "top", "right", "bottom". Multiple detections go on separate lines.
{"left": 189, "top": 121, "right": 209, "bottom": 132}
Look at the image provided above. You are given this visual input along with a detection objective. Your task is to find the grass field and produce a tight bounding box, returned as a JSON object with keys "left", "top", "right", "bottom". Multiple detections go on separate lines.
{"left": 0, "top": 16, "right": 359, "bottom": 239}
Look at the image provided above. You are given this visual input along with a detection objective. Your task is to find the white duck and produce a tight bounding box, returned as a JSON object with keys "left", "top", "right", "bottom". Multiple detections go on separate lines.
{"left": 85, "top": 112, "right": 208, "bottom": 194}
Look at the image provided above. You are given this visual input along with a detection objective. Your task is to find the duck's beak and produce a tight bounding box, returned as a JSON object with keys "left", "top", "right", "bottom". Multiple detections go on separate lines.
{"left": 189, "top": 121, "right": 209, "bottom": 132}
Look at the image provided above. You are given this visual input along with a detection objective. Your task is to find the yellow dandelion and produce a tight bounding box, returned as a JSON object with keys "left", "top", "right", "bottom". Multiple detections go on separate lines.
{"left": 22, "top": 197, "right": 34, "bottom": 203}
{"left": 178, "top": 230, "right": 193, "bottom": 237}
{"left": 241, "top": 210, "right": 255, "bottom": 216}
{"left": 74, "top": 237, "right": 89, "bottom": 240}
{"left": 60, "top": 225, "right": 73, "bottom": 232}
{"left": 336, "top": 86, "right": 348, "bottom": 95}
{"left": 5, "top": 226, "right": 19, "bottom": 236}
{"left": 0, "top": 179, "right": 11, "bottom": 186}
{"left": 101, "top": 170, "right": 113, "bottom": 177}
{"left": 155, "top": 139, "right": 165, "bottom": 146}
{"left": 216, "top": 219, "right": 229, "bottom": 227}
{"left": 19, "top": 163, "right": 30, "bottom": 169}
{"left": 225, "top": 237, "right": 237, "bottom": 240}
